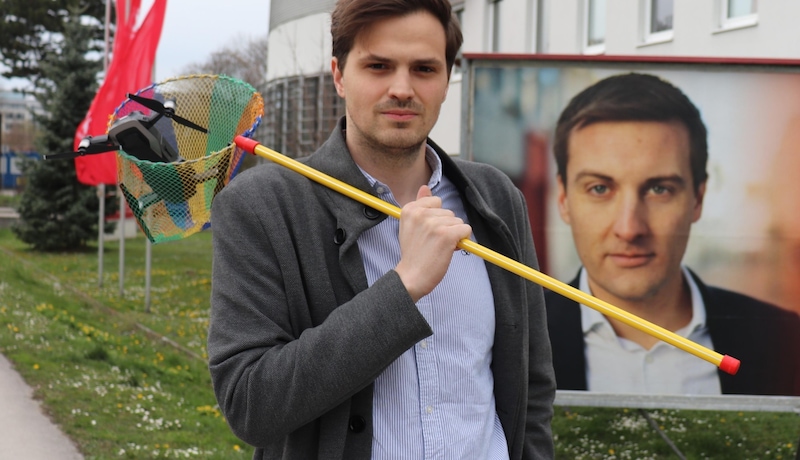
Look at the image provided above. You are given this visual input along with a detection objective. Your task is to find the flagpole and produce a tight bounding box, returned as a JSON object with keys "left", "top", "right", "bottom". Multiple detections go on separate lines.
{"left": 97, "top": 0, "right": 112, "bottom": 288}
{"left": 118, "top": 0, "right": 131, "bottom": 297}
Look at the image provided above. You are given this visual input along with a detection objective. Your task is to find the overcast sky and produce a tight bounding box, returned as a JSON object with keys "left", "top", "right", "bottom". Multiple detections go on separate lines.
{"left": 155, "top": 0, "right": 271, "bottom": 81}
{"left": 0, "top": 0, "right": 271, "bottom": 91}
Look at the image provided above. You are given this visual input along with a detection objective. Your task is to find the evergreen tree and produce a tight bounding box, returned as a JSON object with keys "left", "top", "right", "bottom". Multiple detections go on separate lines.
{"left": 0, "top": 0, "right": 107, "bottom": 81}
{"left": 12, "top": 8, "right": 114, "bottom": 251}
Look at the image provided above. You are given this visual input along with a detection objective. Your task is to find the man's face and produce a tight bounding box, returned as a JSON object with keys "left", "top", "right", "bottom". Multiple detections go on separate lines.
{"left": 557, "top": 120, "right": 706, "bottom": 304}
{"left": 331, "top": 11, "right": 449, "bottom": 158}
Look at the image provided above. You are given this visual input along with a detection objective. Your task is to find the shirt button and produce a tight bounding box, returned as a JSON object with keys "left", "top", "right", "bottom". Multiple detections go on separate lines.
{"left": 425, "top": 406, "right": 433, "bottom": 414}
{"left": 420, "top": 340, "right": 427, "bottom": 349}
{"left": 376, "top": 186, "right": 386, "bottom": 194}
{"left": 645, "top": 355, "right": 654, "bottom": 364}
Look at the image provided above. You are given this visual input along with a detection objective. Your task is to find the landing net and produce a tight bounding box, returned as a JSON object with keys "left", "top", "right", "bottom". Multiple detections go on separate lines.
{"left": 115, "top": 74, "right": 263, "bottom": 243}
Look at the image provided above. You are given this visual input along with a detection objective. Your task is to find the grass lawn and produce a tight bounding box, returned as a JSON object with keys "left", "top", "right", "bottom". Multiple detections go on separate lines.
{"left": 0, "top": 227, "right": 798, "bottom": 459}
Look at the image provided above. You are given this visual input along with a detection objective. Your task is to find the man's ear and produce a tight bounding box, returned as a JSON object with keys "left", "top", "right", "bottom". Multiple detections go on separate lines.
{"left": 332, "top": 58, "right": 345, "bottom": 98}
{"left": 556, "top": 175, "right": 571, "bottom": 225}
{"left": 692, "top": 180, "right": 707, "bottom": 223}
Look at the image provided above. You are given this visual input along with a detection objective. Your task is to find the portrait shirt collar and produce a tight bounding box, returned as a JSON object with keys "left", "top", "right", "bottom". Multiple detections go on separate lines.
{"left": 579, "top": 266, "right": 708, "bottom": 340}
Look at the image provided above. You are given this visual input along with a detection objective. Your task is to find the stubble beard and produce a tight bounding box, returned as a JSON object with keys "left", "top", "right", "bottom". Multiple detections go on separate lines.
{"left": 349, "top": 105, "right": 430, "bottom": 170}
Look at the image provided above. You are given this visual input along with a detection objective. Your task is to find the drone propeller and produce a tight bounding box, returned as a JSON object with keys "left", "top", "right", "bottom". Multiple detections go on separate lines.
{"left": 127, "top": 93, "right": 208, "bottom": 134}
{"left": 43, "top": 135, "right": 119, "bottom": 160}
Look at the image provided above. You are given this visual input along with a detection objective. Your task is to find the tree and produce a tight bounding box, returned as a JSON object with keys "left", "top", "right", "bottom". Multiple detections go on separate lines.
{"left": 181, "top": 34, "right": 269, "bottom": 93}
{"left": 12, "top": 7, "right": 115, "bottom": 251}
{"left": 0, "top": 0, "right": 107, "bottom": 82}
{"left": 182, "top": 34, "right": 269, "bottom": 167}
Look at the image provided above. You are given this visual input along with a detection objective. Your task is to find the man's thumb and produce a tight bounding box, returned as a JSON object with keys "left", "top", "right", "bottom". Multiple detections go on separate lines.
{"left": 417, "top": 185, "right": 432, "bottom": 200}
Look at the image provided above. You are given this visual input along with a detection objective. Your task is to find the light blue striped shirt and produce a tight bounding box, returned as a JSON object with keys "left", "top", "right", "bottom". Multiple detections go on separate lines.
{"left": 357, "top": 147, "right": 509, "bottom": 460}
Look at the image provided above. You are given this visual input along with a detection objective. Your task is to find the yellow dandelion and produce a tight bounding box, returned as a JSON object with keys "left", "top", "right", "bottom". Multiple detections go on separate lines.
{"left": 608, "top": 449, "right": 615, "bottom": 455}
{"left": 33, "top": 364, "right": 39, "bottom": 370}
{"left": 233, "top": 445, "right": 241, "bottom": 451}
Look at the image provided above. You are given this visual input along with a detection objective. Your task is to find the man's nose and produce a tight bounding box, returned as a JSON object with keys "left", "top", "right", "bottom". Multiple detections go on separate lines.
{"left": 612, "top": 195, "right": 649, "bottom": 242}
{"left": 388, "top": 70, "right": 414, "bottom": 100}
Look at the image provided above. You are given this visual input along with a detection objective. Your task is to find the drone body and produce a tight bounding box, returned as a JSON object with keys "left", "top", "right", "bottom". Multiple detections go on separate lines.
{"left": 45, "top": 93, "right": 207, "bottom": 163}
{"left": 107, "top": 111, "right": 181, "bottom": 163}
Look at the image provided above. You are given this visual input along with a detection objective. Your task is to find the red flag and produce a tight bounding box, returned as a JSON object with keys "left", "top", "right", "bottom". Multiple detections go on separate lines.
{"left": 74, "top": 0, "right": 168, "bottom": 185}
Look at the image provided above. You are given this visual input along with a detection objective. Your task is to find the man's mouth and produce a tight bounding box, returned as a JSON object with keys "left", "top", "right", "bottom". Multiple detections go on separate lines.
{"left": 383, "top": 110, "right": 417, "bottom": 122}
{"left": 607, "top": 252, "right": 654, "bottom": 268}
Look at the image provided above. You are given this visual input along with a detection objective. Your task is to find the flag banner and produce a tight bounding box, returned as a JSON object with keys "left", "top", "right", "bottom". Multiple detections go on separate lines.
{"left": 74, "top": 0, "right": 167, "bottom": 186}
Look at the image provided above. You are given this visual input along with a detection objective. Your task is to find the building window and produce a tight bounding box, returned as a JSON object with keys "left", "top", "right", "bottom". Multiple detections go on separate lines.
{"left": 642, "top": 0, "right": 673, "bottom": 44}
{"left": 485, "top": 0, "right": 502, "bottom": 53}
{"left": 584, "top": 0, "right": 606, "bottom": 54}
{"left": 720, "top": 0, "right": 757, "bottom": 30}
{"left": 452, "top": 4, "right": 465, "bottom": 75}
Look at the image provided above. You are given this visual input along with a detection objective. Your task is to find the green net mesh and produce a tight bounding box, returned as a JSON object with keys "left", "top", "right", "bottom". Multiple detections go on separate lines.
{"left": 115, "top": 75, "right": 263, "bottom": 244}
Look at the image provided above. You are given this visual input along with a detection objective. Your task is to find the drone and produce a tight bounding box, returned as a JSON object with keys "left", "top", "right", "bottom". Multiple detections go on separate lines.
{"left": 45, "top": 93, "right": 208, "bottom": 163}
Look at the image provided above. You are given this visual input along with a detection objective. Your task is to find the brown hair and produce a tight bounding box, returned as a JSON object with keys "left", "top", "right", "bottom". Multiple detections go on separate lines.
{"left": 331, "top": 0, "right": 463, "bottom": 77}
{"left": 553, "top": 73, "right": 708, "bottom": 192}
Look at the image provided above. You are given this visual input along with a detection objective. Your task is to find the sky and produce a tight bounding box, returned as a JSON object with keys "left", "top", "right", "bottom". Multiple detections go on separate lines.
{"left": 0, "top": 0, "right": 271, "bottom": 90}
{"left": 155, "top": 0, "right": 271, "bottom": 81}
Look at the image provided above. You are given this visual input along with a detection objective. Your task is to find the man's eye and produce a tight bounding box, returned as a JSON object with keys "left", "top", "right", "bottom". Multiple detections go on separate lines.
{"left": 589, "top": 184, "right": 608, "bottom": 194}
{"left": 651, "top": 185, "right": 669, "bottom": 195}
{"left": 368, "top": 63, "right": 387, "bottom": 70}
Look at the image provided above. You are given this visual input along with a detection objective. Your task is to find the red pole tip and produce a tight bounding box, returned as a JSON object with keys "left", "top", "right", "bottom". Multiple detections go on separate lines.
{"left": 234, "top": 135, "right": 259, "bottom": 154}
{"left": 719, "top": 355, "right": 740, "bottom": 375}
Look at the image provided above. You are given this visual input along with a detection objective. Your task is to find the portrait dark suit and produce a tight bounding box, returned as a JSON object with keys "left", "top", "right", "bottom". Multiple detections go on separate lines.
{"left": 545, "top": 269, "right": 800, "bottom": 396}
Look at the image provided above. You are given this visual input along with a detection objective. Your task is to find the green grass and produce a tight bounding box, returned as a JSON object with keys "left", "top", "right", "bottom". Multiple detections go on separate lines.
{"left": 0, "top": 228, "right": 245, "bottom": 459}
{"left": 1, "top": 227, "right": 798, "bottom": 459}
{"left": 552, "top": 406, "right": 798, "bottom": 459}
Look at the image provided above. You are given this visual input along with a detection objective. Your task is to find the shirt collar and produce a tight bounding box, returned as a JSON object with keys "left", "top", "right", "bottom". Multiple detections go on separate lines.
{"left": 357, "top": 144, "right": 442, "bottom": 192}
{"left": 579, "top": 266, "right": 707, "bottom": 336}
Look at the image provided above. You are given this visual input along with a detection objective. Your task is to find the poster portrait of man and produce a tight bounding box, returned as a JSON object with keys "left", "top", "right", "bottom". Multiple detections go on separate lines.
{"left": 466, "top": 56, "right": 800, "bottom": 401}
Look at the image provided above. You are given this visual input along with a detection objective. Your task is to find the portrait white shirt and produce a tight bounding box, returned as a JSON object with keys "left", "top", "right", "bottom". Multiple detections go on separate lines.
{"left": 579, "top": 266, "right": 722, "bottom": 395}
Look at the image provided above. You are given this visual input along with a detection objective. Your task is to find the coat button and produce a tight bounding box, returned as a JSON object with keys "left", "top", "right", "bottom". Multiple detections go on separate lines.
{"left": 348, "top": 415, "right": 366, "bottom": 433}
{"left": 333, "top": 228, "right": 346, "bottom": 245}
{"left": 363, "top": 207, "right": 382, "bottom": 219}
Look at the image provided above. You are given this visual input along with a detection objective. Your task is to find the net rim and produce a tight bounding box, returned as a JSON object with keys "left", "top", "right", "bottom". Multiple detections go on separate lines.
{"left": 112, "top": 73, "right": 263, "bottom": 166}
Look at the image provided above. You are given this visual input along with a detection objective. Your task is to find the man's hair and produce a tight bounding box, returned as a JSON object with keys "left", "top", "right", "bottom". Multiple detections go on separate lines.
{"left": 553, "top": 73, "right": 708, "bottom": 192}
{"left": 331, "top": 0, "right": 463, "bottom": 77}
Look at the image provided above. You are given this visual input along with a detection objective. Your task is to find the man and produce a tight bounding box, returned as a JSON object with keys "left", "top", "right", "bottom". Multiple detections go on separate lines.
{"left": 546, "top": 72, "right": 800, "bottom": 396}
{"left": 207, "top": 0, "right": 555, "bottom": 458}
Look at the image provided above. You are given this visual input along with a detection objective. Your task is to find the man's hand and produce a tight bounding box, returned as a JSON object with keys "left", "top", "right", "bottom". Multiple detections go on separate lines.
{"left": 395, "top": 185, "right": 472, "bottom": 302}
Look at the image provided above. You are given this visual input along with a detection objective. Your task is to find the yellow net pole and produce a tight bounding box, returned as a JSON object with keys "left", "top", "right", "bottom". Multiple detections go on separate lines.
{"left": 234, "top": 136, "right": 741, "bottom": 375}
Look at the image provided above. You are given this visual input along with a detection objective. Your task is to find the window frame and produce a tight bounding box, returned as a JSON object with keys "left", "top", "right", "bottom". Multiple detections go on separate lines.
{"left": 583, "top": 0, "right": 606, "bottom": 55}
{"left": 641, "top": 0, "right": 674, "bottom": 46}
{"left": 718, "top": 0, "right": 758, "bottom": 32}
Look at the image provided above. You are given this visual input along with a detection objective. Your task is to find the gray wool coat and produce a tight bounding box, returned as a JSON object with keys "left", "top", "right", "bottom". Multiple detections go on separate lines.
{"left": 208, "top": 120, "right": 555, "bottom": 459}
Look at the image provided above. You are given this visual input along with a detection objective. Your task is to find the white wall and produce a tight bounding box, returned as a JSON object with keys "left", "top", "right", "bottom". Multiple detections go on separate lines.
{"left": 265, "top": 0, "right": 800, "bottom": 160}
{"left": 267, "top": 13, "right": 332, "bottom": 81}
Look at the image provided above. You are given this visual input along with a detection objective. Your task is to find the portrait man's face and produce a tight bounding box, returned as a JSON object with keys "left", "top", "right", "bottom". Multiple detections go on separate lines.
{"left": 331, "top": 10, "right": 449, "bottom": 157}
{"left": 557, "top": 120, "right": 706, "bottom": 305}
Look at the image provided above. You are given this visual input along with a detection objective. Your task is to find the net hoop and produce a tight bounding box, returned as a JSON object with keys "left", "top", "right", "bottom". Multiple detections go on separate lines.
{"left": 113, "top": 74, "right": 263, "bottom": 243}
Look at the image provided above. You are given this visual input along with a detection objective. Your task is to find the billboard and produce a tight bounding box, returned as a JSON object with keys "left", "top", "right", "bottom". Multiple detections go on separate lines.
{"left": 462, "top": 54, "right": 800, "bottom": 411}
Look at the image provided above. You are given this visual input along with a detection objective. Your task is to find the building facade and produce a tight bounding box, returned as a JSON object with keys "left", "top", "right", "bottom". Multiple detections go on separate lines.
{"left": 264, "top": 0, "right": 790, "bottom": 158}
{"left": 0, "top": 90, "right": 40, "bottom": 154}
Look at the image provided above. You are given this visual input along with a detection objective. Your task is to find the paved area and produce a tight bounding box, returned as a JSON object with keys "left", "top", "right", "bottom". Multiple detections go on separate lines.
{"left": 0, "top": 353, "right": 84, "bottom": 459}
